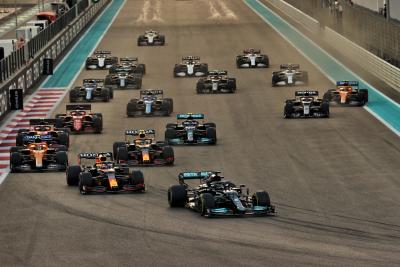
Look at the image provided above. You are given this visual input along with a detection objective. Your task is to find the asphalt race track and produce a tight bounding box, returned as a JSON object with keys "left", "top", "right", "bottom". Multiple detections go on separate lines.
{"left": 1, "top": 0, "right": 400, "bottom": 266}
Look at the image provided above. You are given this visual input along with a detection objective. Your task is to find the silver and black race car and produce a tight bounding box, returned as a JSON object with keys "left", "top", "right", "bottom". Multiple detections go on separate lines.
{"left": 196, "top": 70, "right": 236, "bottom": 94}
{"left": 168, "top": 171, "right": 276, "bottom": 217}
{"left": 323, "top": 81, "right": 368, "bottom": 106}
{"left": 108, "top": 57, "right": 146, "bottom": 75}
{"left": 70, "top": 79, "right": 113, "bottom": 102}
{"left": 127, "top": 89, "right": 173, "bottom": 117}
{"left": 272, "top": 64, "right": 308, "bottom": 87}
{"left": 85, "top": 51, "right": 118, "bottom": 70}
{"left": 137, "top": 30, "right": 165, "bottom": 46}
{"left": 105, "top": 73, "right": 142, "bottom": 90}
{"left": 173, "top": 56, "right": 208, "bottom": 77}
{"left": 113, "top": 129, "right": 174, "bottom": 166}
{"left": 164, "top": 113, "right": 217, "bottom": 145}
{"left": 66, "top": 152, "right": 145, "bottom": 194}
{"left": 236, "top": 48, "right": 269, "bottom": 68}
{"left": 284, "top": 90, "right": 329, "bottom": 118}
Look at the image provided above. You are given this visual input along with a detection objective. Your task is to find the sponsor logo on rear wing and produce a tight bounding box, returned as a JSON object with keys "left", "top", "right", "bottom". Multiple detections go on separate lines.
{"left": 66, "top": 104, "right": 91, "bottom": 111}
{"left": 177, "top": 113, "right": 204, "bottom": 120}
{"left": 281, "top": 63, "right": 300, "bottom": 70}
{"left": 178, "top": 171, "right": 220, "bottom": 181}
{"left": 208, "top": 70, "right": 227, "bottom": 76}
{"left": 23, "top": 134, "right": 53, "bottom": 141}
{"left": 295, "top": 90, "right": 319, "bottom": 97}
{"left": 94, "top": 50, "right": 111, "bottom": 54}
{"left": 140, "top": 89, "right": 163, "bottom": 96}
{"left": 29, "top": 119, "right": 56, "bottom": 125}
{"left": 243, "top": 48, "right": 261, "bottom": 54}
{"left": 83, "top": 79, "right": 104, "bottom": 84}
{"left": 125, "top": 129, "right": 155, "bottom": 136}
{"left": 120, "top": 57, "right": 138, "bottom": 62}
{"left": 182, "top": 56, "right": 200, "bottom": 61}
{"left": 78, "top": 152, "right": 113, "bottom": 159}
{"left": 336, "top": 81, "right": 359, "bottom": 87}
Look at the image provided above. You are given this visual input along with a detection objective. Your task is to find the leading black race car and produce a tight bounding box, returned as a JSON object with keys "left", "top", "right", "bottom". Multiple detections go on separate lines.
{"left": 137, "top": 30, "right": 165, "bottom": 46}
{"left": 284, "top": 90, "right": 329, "bottom": 118}
{"left": 85, "top": 51, "right": 118, "bottom": 70}
{"left": 66, "top": 152, "right": 145, "bottom": 194}
{"left": 164, "top": 113, "right": 217, "bottom": 145}
{"left": 173, "top": 56, "right": 208, "bottom": 77}
{"left": 236, "top": 48, "right": 269, "bottom": 68}
{"left": 196, "top": 70, "right": 236, "bottom": 94}
{"left": 168, "top": 171, "right": 276, "bottom": 217}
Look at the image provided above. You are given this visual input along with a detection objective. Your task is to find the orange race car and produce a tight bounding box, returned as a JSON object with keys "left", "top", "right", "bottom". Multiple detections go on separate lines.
{"left": 9, "top": 140, "right": 68, "bottom": 172}
{"left": 323, "top": 81, "right": 368, "bottom": 106}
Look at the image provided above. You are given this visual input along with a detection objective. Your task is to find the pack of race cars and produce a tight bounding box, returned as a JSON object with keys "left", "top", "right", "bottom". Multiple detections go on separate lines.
{"left": 9, "top": 30, "right": 370, "bottom": 218}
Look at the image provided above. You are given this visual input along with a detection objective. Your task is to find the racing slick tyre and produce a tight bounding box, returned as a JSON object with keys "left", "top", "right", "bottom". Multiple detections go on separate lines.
{"left": 162, "top": 146, "right": 174, "bottom": 165}
{"left": 66, "top": 165, "right": 81, "bottom": 186}
{"left": 69, "top": 88, "right": 80, "bottom": 102}
{"left": 271, "top": 74, "right": 280, "bottom": 87}
{"left": 252, "top": 191, "right": 271, "bottom": 207}
{"left": 358, "top": 89, "right": 368, "bottom": 106}
{"left": 168, "top": 185, "right": 187, "bottom": 207}
{"left": 79, "top": 172, "right": 93, "bottom": 194}
{"left": 137, "top": 35, "right": 145, "bottom": 46}
{"left": 196, "top": 80, "right": 205, "bottom": 94}
{"left": 137, "top": 64, "right": 146, "bottom": 75}
{"left": 58, "top": 132, "right": 69, "bottom": 148}
{"left": 132, "top": 77, "right": 142, "bottom": 89}
{"left": 166, "top": 123, "right": 177, "bottom": 129}
{"left": 116, "top": 146, "right": 129, "bottom": 162}
{"left": 236, "top": 57, "right": 243, "bottom": 68}
{"left": 56, "top": 151, "right": 68, "bottom": 170}
{"left": 56, "top": 145, "right": 67, "bottom": 152}
{"left": 162, "top": 98, "right": 173, "bottom": 116}
{"left": 227, "top": 78, "right": 236, "bottom": 93}
{"left": 101, "top": 88, "right": 110, "bottom": 102}
{"left": 284, "top": 101, "right": 294, "bottom": 118}
{"left": 113, "top": 141, "right": 126, "bottom": 158}
{"left": 206, "top": 127, "right": 217, "bottom": 145}
{"left": 108, "top": 87, "right": 114, "bottom": 99}
{"left": 15, "top": 134, "right": 24, "bottom": 146}
{"left": 323, "top": 91, "right": 333, "bottom": 102}
{"left": 130, "top": 170, "right": 144, "bottom": 186}
{"left": 10, "top": 146, "right": 19, "bottom": 153}
{"left": 321, "top": 100, "right": 330, "bottom": 118}
{"left": 10, "top": 152, "right": 21, "bottom": 173}
{"left": 302, "top": 71, "right": 309, "bottom": 85}
{"left": 204, "top": 122, "right": 216, "bottom": 128}
{"left": 200, "top": 193, "right": 215, "bottom": 216}
{"left": 55, "top": 118, "right": 64, "bottom": 129}
{"left": 17, "top": 128, "right": 29, "bottom": 134}
{"left": 127, "top": 100, "right": 138, "bottom": 117}
{"left": 158, "top": 35, "right": 165, "bottom": 45}
{"left": 93, "top": 116, "right": 103, "bottom": 134}
{"left": 165, "top": 128, "right": 177, "bottom": 143}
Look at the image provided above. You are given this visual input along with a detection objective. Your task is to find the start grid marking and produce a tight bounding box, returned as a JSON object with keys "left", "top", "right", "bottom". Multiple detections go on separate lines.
{"left": 0, "top": 88, "right": 68, "bottom": 177}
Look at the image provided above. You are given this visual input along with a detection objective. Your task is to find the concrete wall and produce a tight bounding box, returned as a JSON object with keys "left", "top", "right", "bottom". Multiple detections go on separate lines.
{"left": 389, "top": 1, "right": 400, "bottom": 21}
{"left": 352, "top": 0, "right": 384, "bottom": 12}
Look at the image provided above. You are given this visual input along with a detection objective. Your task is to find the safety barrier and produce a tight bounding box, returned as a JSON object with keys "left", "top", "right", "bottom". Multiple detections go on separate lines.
{"left": 0, "top": 0, "right": 109, "bottom": 121}
{"left": 264, "top": 0, "right": 400, "bottom": 93}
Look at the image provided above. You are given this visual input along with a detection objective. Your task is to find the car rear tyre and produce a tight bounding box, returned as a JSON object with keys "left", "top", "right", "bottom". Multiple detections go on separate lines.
{"left": 168, "top": 185, "right": 187, "bottom": 207}
{"left": 162, "top": 146, "right": 174, "bottom": 165}
{"left": 252, "top": 191, "right": 271, "bottom": 207}
{"left": 130, "top": 170, "right": 144, "bottom": 185}
{"left": 200, "top": 193, "right": 215, "bottom": 216}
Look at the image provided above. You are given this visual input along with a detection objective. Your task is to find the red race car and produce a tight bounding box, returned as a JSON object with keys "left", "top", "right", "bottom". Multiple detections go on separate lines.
{"left": 55, "top": 104, "right": 103, "bottom": 134}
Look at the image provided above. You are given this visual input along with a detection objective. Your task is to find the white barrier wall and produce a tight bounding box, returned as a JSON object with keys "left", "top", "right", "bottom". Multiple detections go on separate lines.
{"left": 265, "top": 0, "right": 400, "bottom": 93}
{"left": 352, "top": 0, "right": 384, "bottom": 12}
{"left": 389, "top": 1, "right": 400, "bottom": 21}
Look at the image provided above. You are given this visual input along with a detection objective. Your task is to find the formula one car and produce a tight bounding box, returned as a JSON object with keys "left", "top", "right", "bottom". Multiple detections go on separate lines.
{"left": 323, "top": 81, "right": 368, "bottom": 106}
{"left": 108, "top": 57, "right": 146, "bottom": 75}
{"left": 55, "top": 104, "right": 103, "bottom": 133}
{"left": 272, "top": 64, "right": 308, "bottom": 87}
{"left": 66, "top": 152, "right": 145, "bottom": 194}
{"left": 168, "top": 171, "right": 276, "bottom": 217}
{"left": 16, "top": 119, "right": 69, "bottom": 148}
{"left": 284, "top": 91, "right": 329, "bottom": 118}
{"left": 164, "top": 113, "right": 217, "bottom": 145}
{"left": 127, "top": 90, "right": 173, "bottom": 117}
{"left": 236, "top": 48, "right": 269, "bottom": 68}
{"left": 9, "top": 141, "right": 68, "bottom": 172}
{"left": 173, "top": 56, "right": 208, "bottom": 77}
{"left": 196, "top": 70, "right": 236, "bottom": 94}
{"left": 113, "top": 129, "right": 174, "bottom": 166}
{"left": 69, "top": 79, "right": 113, "bottom": 102}
{"left": 105, "top": 73, "right": 142, "bottom": 90}
{"left": 85, "top": 51, "right": 118, "bottom": 70}
{"left": 137, "top": 30, "right": 165, "bottom": 46}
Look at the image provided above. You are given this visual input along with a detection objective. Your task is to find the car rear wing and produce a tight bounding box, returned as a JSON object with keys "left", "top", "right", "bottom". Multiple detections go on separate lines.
{"left": 336, "top": 81, "right": 359, "bottom": 87}
{"left": 177, "top": 113, "right": 204, "bottom": 120}
{"left": 208, "top": 70, "right": 227, "bottom": 76}
{"left": 120, "top": 57, "right": 138, "bottom": 62}
{"left": 280, "top": 63, "right": 300, "bottom": 70}
{"left": 140, "top": 89, "right": 163, "bottom": 96}
{"left": 83, "top": 79, "right": 104, "bottom": 84}
{"left": 94, "top": 50, "right": 111, "bottom": 55}
{"left": 295, "top": 90, "right": 318, "bottom": 97}
{"left": 66, "top": 104, "right": 91, "bottom": 111}
{"left": 178, "top": 171, "right": 220, "bottom": 183}
{"left": 29, "top": 119, "right": 56, "bottom": 125}
{"left": 125, "top": 129, "right": 155, "bottom": 136}
{"left": 182, "top": 56, "right": 200, "bottom": 61}
{"left": 78, "top": 152, "right": 113, "bottom": 159}
{"left": 23, "top": 134, "right": 53, "bottom": 141}
{"left": 243, "top": 48, "right": 260, "bottom": 54}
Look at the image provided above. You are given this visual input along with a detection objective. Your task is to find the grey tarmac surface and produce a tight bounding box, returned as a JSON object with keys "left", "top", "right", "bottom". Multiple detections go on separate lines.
{"left": 0, "top": 0, "right": 400, "bottom": 266}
